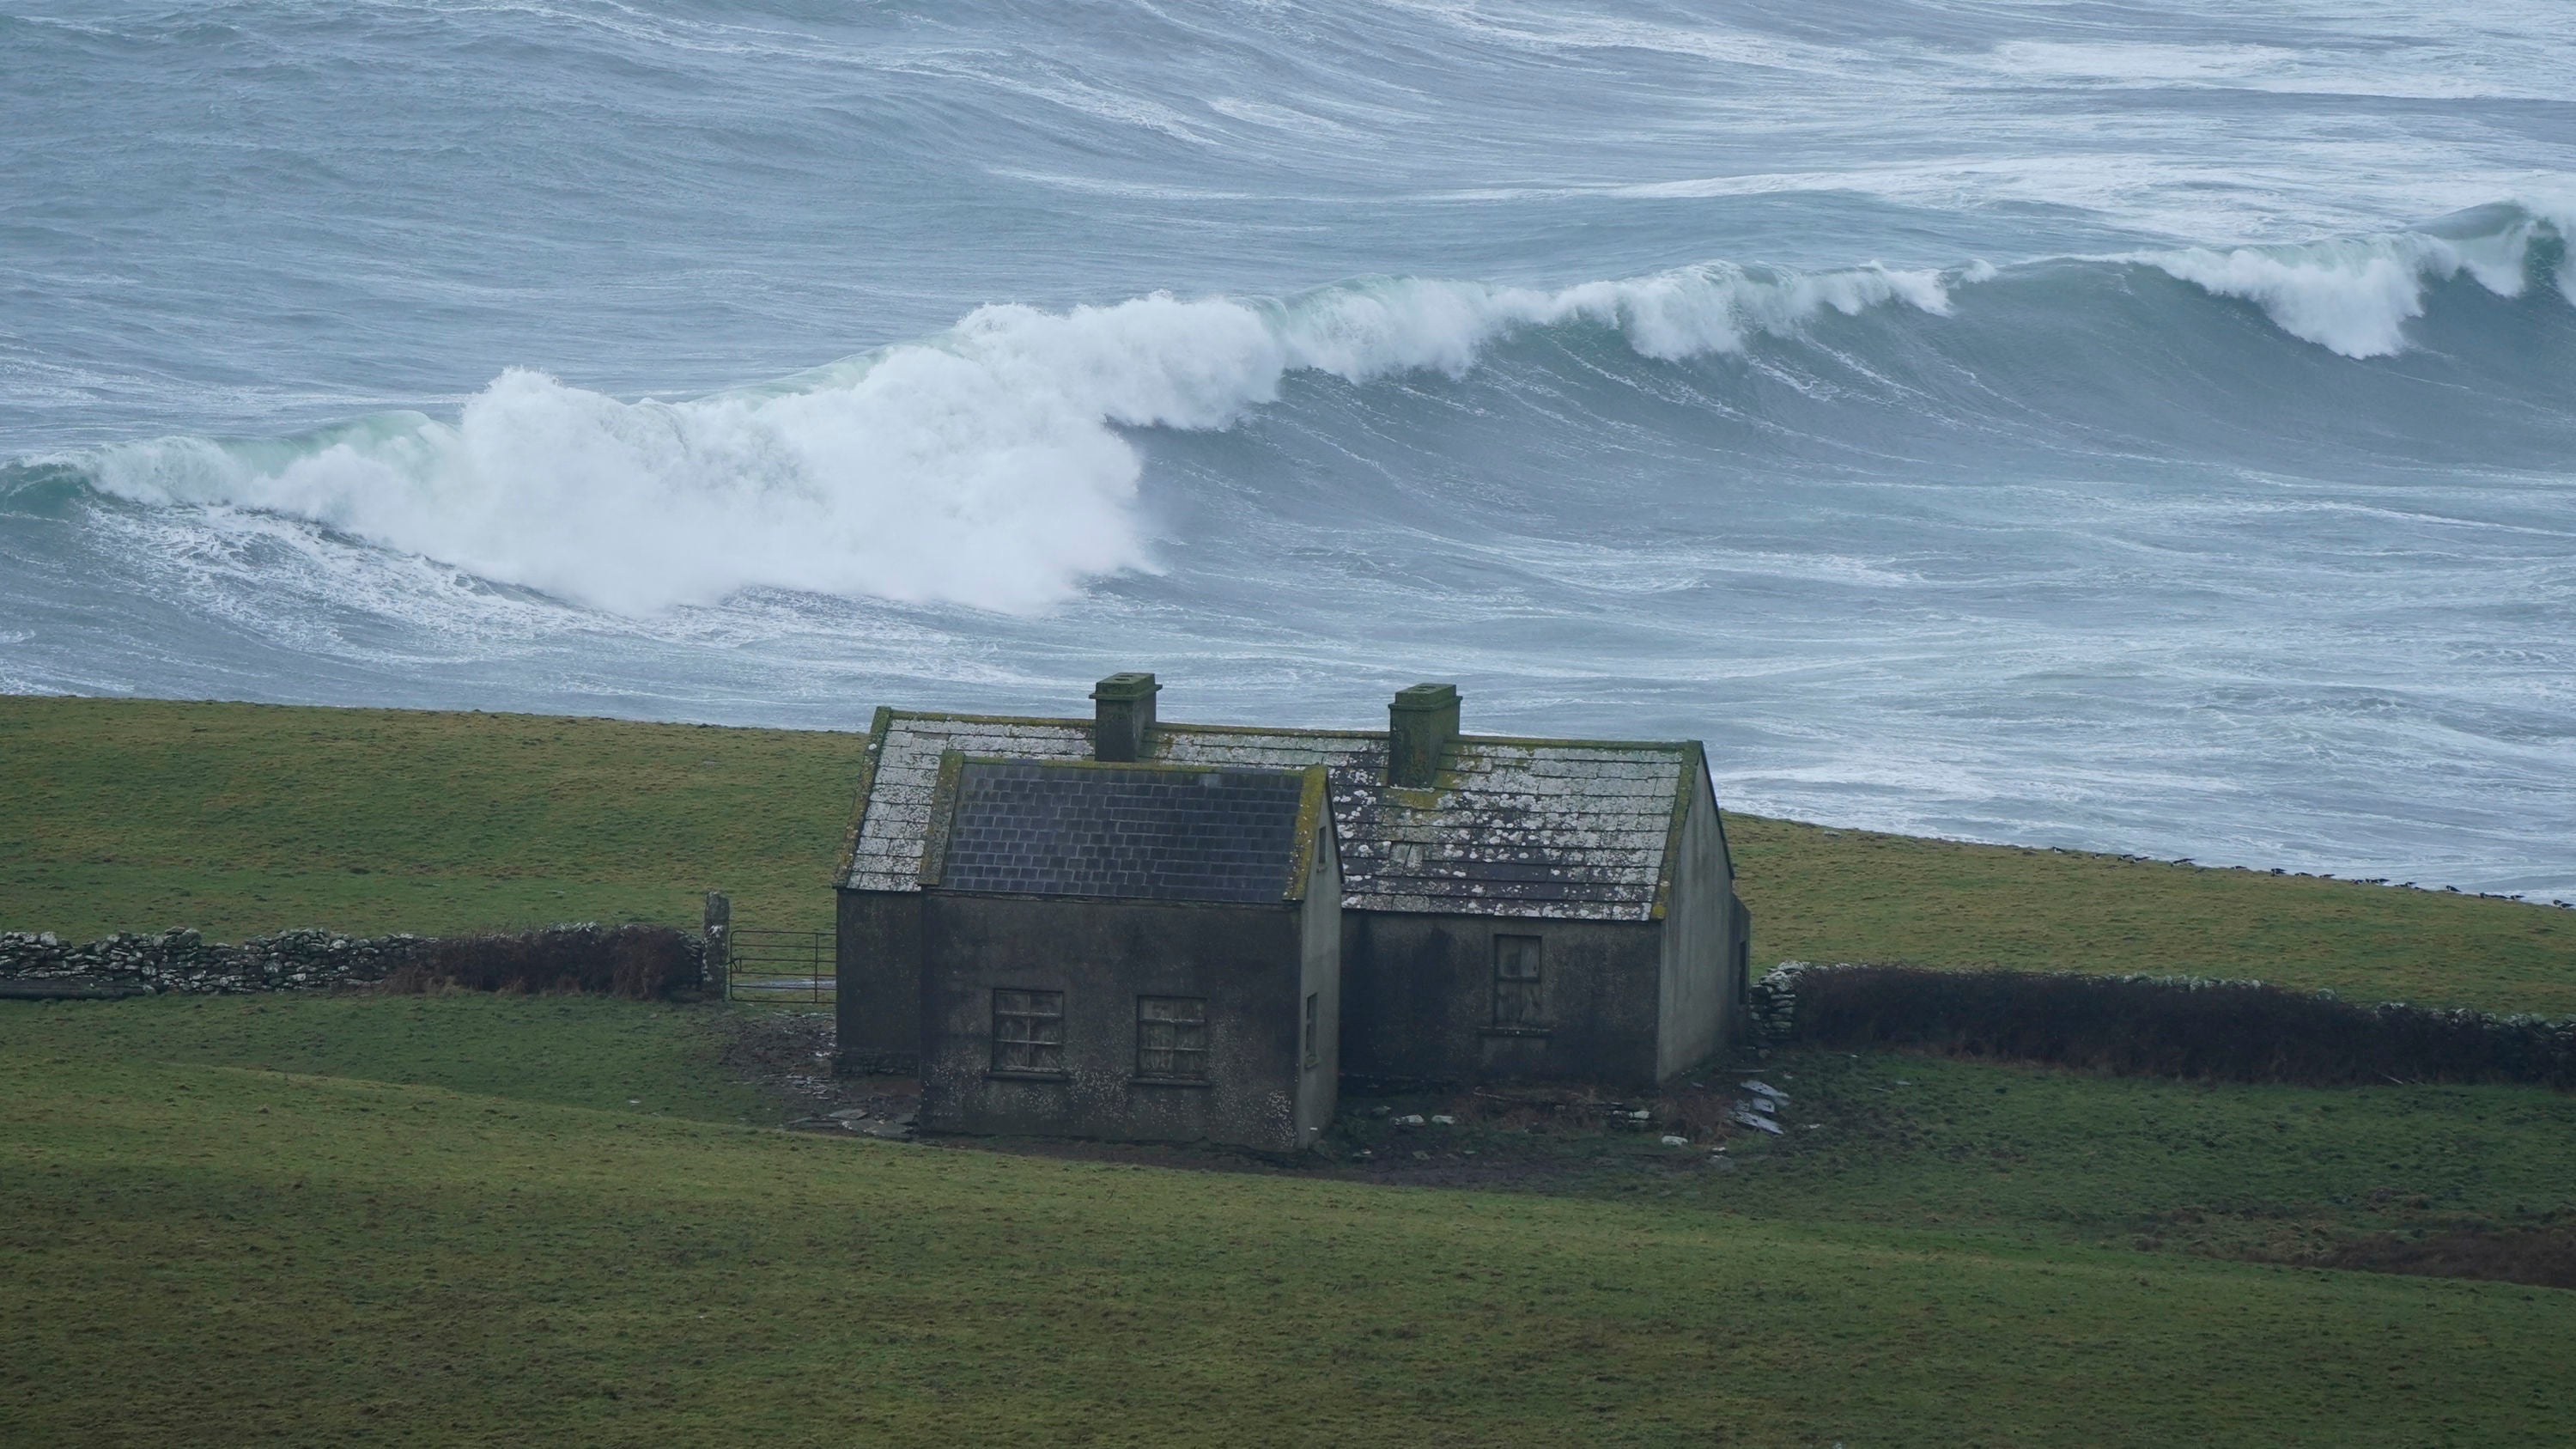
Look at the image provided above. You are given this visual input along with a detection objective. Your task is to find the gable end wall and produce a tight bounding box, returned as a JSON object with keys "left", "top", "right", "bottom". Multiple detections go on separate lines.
{"left": 1655, "top": 756, "right": 1735, "bottom": 1080}
{"left": 837, "top": 887, "right": 923, "bottom": 1073}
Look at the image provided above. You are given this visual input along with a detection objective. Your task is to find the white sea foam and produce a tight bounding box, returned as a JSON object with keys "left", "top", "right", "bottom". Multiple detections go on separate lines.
{"left": 72, "top": 262, "right": 1964, "bottom": 615}
{"left": 2528, "top": 194, "right": 2576, "bottom": 307}
{"left": 2136, "top": 209, "right": 2566, "bottom": 357}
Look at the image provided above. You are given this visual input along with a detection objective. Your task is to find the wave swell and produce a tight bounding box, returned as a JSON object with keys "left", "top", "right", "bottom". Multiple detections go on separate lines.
{"left": 29, "top": 204, "right": 2573, "bottom": 615}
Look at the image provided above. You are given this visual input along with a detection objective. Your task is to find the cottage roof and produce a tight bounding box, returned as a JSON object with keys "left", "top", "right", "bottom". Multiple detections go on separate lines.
{"left": 920, "top": 758, "right": 1327, "bottom": 905}
{"left": 839, "top": 706, "right": 1719, "bottom": 922}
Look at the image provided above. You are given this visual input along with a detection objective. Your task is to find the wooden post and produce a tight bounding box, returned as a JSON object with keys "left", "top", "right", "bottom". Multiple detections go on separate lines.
{"left": 702, "top": 892, "right": 731, "bottom": 995}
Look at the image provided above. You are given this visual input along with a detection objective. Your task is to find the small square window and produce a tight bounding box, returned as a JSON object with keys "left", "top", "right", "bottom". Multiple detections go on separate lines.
{"left": 1137, "top": 995, "right": 1209, "bottom": 1081}
{"left": 993, "top": 989, "right": 1065, "bottom": 1075}
{"left": 1493, "top": 935, "right": 1543, "bottom": 1026}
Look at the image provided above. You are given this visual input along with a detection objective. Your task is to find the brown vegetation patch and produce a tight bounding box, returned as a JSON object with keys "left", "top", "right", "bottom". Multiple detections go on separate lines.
{"left": 2319, "top": 1225, "right": 2576, "bottom": 1290}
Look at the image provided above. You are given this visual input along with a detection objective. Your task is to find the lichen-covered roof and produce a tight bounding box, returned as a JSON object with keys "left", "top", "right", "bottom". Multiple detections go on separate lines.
{"left": 925, "top": 760, "right": 1312, "bottom": 905}
{"left": 841, "top": 709, "right": 1710, "bottom": 922}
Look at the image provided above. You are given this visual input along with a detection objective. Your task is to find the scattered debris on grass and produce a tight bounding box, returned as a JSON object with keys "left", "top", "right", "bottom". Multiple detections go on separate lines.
{"left": 708, "top": 1008, "right": 904, "bottom": 1127}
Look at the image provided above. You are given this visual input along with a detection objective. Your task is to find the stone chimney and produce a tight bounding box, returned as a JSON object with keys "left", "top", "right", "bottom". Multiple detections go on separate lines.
{"left": 1387, "top": 683, "right": 1459, "bottom": 788}
{"left": 1091, "top": 672, "right": 1160, "bottom": 763}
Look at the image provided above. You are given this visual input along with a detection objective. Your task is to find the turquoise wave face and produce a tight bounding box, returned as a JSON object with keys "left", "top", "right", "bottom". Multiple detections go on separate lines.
{"left": 2, "top": 0, "right": 2573, "bottom": 899}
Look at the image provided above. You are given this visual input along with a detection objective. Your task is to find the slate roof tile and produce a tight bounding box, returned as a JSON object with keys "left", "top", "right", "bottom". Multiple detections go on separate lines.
{"left": 930, "top": 760, "right": 1309, "bottom": 904}
{"left": 842, "top": 713, "right": 1699, "bottom": 921}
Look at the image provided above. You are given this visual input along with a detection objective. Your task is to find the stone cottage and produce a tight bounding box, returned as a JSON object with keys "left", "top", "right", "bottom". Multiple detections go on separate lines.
{"left": 836, "top": 673, "right": 1751, "bottom": 1137}
{"left": 909, "top": 754, "right": 1342, "bottom": 1153}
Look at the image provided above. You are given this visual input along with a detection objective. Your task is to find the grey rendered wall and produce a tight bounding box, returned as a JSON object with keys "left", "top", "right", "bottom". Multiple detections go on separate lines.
{"left": 1340, "top": 911, "right": 1662, "bottom": 1090}
{"left": 917, "top": 894, "right": 1309, "bottom": 1152}
{"left": 1655, "top": 760, "right": 1735, "bottom": 1081}
{"left": 1294, "top": 828, "right": 1341, "bottom": 1143}
{"left": 836, "top": 890, "right": 923, "bottom": 1074}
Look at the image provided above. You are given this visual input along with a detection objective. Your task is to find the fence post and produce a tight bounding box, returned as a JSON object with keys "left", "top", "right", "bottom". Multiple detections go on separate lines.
{"left": 702, "top": 892, "right": 731, "bottom": 996}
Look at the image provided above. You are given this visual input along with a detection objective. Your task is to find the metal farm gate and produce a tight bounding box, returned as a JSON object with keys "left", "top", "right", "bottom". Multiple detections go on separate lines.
{"left": 722, "top": 928, "right": 834, "bottom": 1006}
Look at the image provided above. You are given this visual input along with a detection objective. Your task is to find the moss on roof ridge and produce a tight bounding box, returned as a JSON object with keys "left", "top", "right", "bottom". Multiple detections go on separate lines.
{"left": 886, "top": 708, "right": 1698, "bottom": 754}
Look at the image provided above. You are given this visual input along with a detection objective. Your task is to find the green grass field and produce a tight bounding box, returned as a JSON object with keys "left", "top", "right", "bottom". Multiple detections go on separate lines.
{"left": 0, "top": 695, "right": 861, "bottom": 941}
{"left": 7, "top": 694, "right": 2576, "bottom": 1443}
{"left": 4, "top": 993, "right": 2573, "bottom": 1446}
{"left": 5, "top": 693, "right": 2571, "bottom": 1012}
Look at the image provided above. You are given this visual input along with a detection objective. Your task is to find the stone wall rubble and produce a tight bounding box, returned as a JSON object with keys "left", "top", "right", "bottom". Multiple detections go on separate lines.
{"left": 0, "top": 924, "right": 707, "bottom": 997}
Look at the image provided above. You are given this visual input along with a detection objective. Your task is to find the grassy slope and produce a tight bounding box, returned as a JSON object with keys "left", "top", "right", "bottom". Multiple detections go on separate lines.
{"left": 15, "top": 992, "right": 773, "bottom": 1123}
{"left": 0, "top": 695, "right": 861, "bottom": 940}
{"left": 3, "top": 693, "right": 2571, "bottom": 1011}
{"left": 1726, "top": 818, "right": 2576, "bottom": 1014}
{"left": 1470, "top": 1051, "right": 2576, "bottom": 1266}
{"left": 5, "top": 994, "right": 2573, "bottom": 1446}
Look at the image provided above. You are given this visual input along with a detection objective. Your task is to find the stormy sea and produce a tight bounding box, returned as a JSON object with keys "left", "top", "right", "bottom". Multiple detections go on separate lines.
{"left": 3, "top": 0, "right": 2571, "bottom": 900}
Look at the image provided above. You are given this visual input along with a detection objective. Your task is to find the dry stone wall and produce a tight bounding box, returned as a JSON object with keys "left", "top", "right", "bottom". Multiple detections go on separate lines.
{"left": 0, "top": 927, "right": 432, "bottom": 995}
{"left": 1, "top": 924, "right": 714, "bottom": 999}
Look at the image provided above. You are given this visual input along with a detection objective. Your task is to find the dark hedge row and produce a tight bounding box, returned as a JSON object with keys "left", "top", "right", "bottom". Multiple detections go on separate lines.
{"left": 1749, "top": 963, "right": 2576, "bottom": 1088}
{"left": 381, "top": 924, "right": 704, "bottom": 1001}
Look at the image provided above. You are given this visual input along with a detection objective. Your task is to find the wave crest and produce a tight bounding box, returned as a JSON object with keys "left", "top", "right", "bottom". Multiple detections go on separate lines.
{"left": 65, "top": 259, "right": 1966, "bottom": 614}
{"left": 2136, "top": 202, "right": 2570, "bottom": 357}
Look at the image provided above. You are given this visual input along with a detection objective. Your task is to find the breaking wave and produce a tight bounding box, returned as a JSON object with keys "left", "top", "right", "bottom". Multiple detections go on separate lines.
{"left": 2133, "top": 200, "right": 2576, "bottom": 357}
{"left": 27, "top": 203, "right": 2573, "bottom": 615}
{"left": 52, "top": 260, "right": 1969, "bottom": 615}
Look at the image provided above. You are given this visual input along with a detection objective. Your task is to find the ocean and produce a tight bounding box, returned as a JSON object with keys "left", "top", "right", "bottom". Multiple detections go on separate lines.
{"left": 3, "top": 0, "right": 2571, "bottom": 898}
